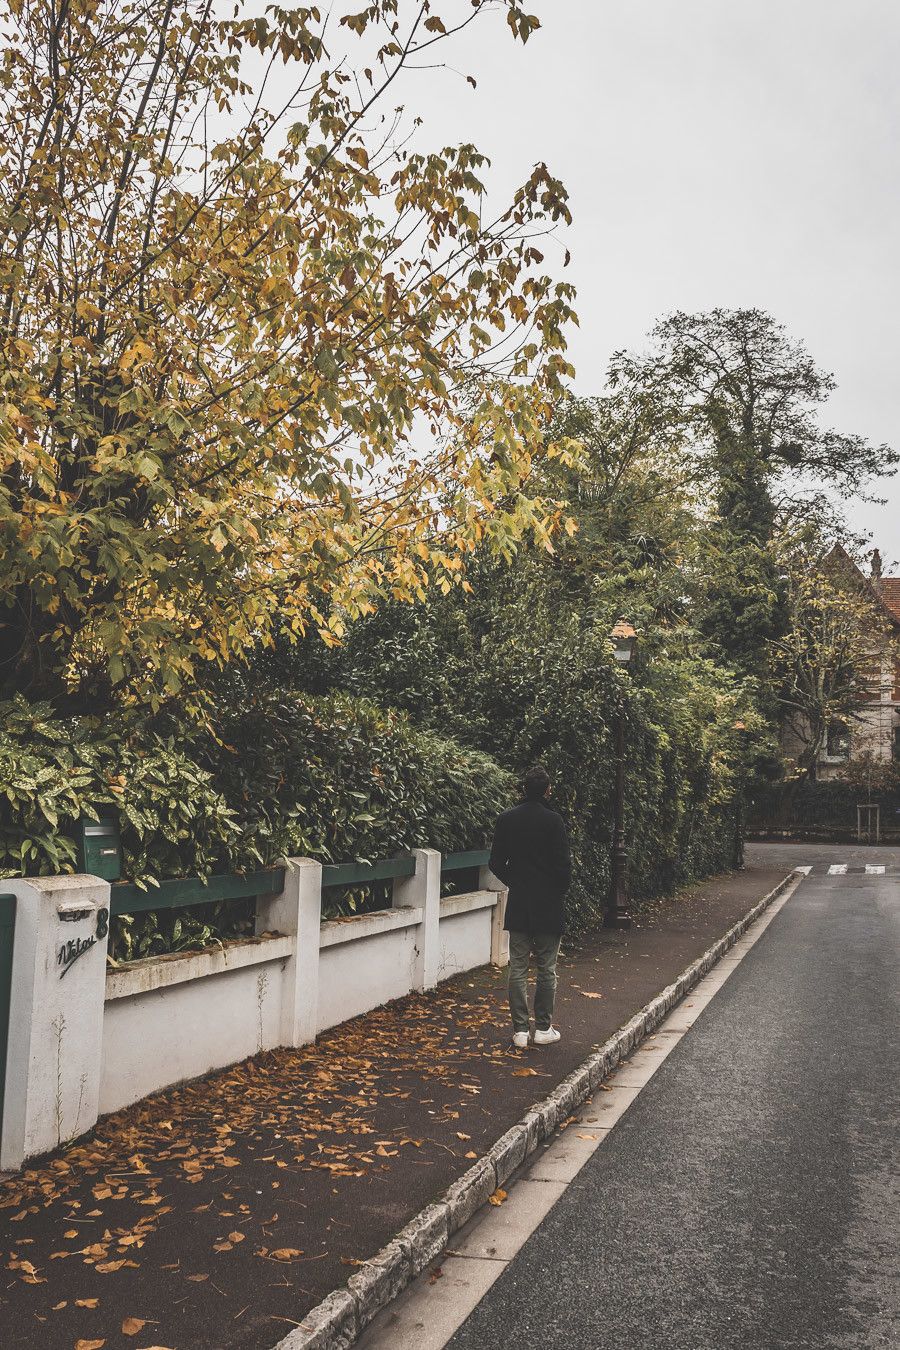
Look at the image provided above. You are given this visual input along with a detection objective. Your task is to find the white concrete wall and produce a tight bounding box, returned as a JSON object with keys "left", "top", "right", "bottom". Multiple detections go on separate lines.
{"left": 1, "top": 876, "right": 110, "bottom": 1169}
{"left": 100, "top": 938, "right": 291, "bottom": 1114}
{"left": 1, "top": 855, "right": 508, "bottom": 1170}
{"left": 437, "top": 893, "right": 495, "bottom": 982}
{"left": 317, "top": 916, "right": 421, "bottom": 1033}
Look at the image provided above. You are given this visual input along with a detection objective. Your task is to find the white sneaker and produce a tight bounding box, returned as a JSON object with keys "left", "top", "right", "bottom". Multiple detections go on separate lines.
{"left": 533, "top": 1026, "right": 561, "bottom": 1046}
{"left": 512, "top": 1031, "right": 529, "bottom": 1049}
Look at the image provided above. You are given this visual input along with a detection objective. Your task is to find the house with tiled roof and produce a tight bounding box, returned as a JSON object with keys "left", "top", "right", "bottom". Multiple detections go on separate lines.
{"left": 812, "top": 545, "right": 900, "bottom": 778}
{"left": 881, "top": 574, "right": 900, "bottom": 626}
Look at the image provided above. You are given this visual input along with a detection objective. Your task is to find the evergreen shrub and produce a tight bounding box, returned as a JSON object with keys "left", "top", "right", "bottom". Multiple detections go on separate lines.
{"left": 270, "top": 562, "right": 752, "bottom": 932}
{"left": 0, "top": 691, "right": 512, "bottom": 957}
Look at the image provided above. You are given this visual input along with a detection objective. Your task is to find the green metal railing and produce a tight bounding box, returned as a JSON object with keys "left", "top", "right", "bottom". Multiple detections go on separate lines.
{"left": 110, "top": 868, "right": 285, "bottom": 916}
{"left": 320, "top": 850, "right": 489, "bottom": 889}
{"left": 107, "top": 848, "right": 492, "bottom": 915}
{"left": 321, "top": 856, "right": 416, "bottom": 889}
{"left": 0, "top": 893, "right": 15, "bottom": 1137}
{"left": 442, "top": 849, "right": 489, "bottom": 872}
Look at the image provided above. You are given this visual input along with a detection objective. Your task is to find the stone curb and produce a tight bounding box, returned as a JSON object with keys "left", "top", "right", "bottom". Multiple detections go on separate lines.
{"left": 276, "top": 869, "right": 799, "bottom": 1349}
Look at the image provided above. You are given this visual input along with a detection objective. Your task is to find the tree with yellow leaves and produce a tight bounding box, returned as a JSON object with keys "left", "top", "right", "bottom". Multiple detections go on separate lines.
{"left": 0, "top": 0, "right": 576, "bottom": 706}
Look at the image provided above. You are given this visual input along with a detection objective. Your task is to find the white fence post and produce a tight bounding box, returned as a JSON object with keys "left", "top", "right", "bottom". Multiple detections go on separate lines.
{"left": 1, "top": 875, "right": 110, "bottom": 1171}
{"left": 256, "top": 858, "right": 322, "bottom": 1047}
{"left": 394, "top": 848, "right": 441, "bottom": 992}
{"left": 479, "top": 863, "right": 509, "bottom": 968}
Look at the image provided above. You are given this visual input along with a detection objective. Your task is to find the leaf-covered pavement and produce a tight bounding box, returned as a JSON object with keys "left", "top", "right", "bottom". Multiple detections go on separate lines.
{"left": 0, "top": 866, "right": 786, "bottom": 1350}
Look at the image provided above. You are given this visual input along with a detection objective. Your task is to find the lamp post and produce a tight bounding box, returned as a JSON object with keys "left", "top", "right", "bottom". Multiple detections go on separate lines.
{"left": 732, "top": 720, "right": 747, "bottom": 870}
{"left": 605, "top": 622, "right": 637, "bottom": 930}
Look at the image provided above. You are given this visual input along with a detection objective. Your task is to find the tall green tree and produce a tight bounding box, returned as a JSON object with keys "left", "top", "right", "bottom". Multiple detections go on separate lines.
{"left": 610, "top": 309, "right": 898, "bottom": 679}
{"left": 538, "top": 393, "right": 701, "bottom": 627}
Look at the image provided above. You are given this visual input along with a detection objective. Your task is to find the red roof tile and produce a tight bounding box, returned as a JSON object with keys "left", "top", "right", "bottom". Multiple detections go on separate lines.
{"left": 880, "top": 577, "right": 900, "bottom": 623}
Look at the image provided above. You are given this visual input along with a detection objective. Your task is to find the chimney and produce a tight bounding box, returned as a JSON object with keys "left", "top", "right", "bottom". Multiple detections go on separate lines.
{"left": 871, "top": 548, "right": 883, "bottom": 582}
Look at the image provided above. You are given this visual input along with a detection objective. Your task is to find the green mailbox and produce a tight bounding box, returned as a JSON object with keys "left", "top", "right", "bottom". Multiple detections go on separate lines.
{"left": 76, "top": 816, "right": 123, "bottom": 882}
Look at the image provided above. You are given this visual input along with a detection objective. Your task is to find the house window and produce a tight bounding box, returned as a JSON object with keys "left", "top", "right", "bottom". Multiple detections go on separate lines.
{"left": 824, "top": 721, "right": 850, "bottom": 761}
{"left": 893, "top": 724, "right": 900, "bottom": 763}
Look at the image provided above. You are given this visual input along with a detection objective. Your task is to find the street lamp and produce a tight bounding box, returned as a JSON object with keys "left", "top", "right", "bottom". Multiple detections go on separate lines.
{"left": 732, "top": 720, "right": 747, "bottom": 870}
{"left": 605, "top": 622, "right": 637, "bottom": 930}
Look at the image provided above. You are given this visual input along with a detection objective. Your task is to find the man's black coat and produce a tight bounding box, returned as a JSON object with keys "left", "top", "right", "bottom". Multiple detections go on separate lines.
{"left": 488, "top": 797, "right": 572, "bottom": 936}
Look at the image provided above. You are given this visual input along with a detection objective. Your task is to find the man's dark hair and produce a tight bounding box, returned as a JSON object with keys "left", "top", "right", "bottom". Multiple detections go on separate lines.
{"left": 522, "top": 765, "right": 551, "bottom": 800}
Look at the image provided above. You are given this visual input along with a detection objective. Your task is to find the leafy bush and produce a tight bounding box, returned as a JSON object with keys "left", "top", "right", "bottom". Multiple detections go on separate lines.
{"left": 748, "top": 776, "right": 900, "bottom": 837}
{"left": 1, "top": 550, "right": 754, "bottom": 952}
{"left": 0, "top": 697, "right": 239, "bottom": 881}
{"left": 269, "top": 558, "right": 756, "bottom": 930}
{"left": 197, "top": 690, "right": 511, "bottom": 869}
{"left": 0, "top": 691, "right": 513, "bottom": 954}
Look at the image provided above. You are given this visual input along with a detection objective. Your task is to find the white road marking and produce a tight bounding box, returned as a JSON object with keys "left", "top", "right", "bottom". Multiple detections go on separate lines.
{"left": 355, "top": 872, "right": 806, "bottom": 1350}
{"left": 828, "top": 864, "right": 847, "bottom": 875}
{"left": 865, "top": 864, "right": 885, "bottom": 874}
{"left": 795, "top": 865, "right": 813, "bottom": 875}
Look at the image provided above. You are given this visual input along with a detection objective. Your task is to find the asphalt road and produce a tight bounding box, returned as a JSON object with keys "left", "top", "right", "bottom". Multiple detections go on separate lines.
{"left": 447, "top": 851, "right": 900, "bottom": 1349}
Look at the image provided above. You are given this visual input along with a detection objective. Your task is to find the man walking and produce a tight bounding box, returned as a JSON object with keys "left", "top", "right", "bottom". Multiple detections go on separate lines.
{"left": 489, "top": 765, "right": 571, "bottom": 1048}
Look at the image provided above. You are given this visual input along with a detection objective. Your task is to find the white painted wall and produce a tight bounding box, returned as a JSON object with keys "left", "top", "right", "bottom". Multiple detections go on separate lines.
{"left": 1, "top": 876, "right": 110, "bottom": 1169}
{"left": 437, "top": 893, "right": 495, "bottom": 982}
{"left": 100, "top": 939, "right": 291, "bottom": 1114}
{"left": 1, "top": 854, "right": 508, "bottom": 1170}
{"left": 317, "top": 920, "right": 421, "bottom": 1033}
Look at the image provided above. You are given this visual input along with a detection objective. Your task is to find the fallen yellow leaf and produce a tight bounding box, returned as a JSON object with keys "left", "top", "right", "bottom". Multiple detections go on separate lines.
{"left": 75, "top": 1298, "right": 100, "bottom": 1308}
{"left": 488, "top": 1189, "right": 508, "bottom": 1206}
{"left": 512, "top": 1067, "right": 537, "bottom": 1077}
{"left": 75, "top": 1340, "right": 106, "bottom": 1350}
{"left": 270, "top": 1247, "right": 304, "bottom": 1261}
{"left": 122, "top": 1317, "right": 147, "bottom": 1335}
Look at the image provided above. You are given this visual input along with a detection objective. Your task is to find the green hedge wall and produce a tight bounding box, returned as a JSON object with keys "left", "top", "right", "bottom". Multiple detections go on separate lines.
{"left": 0, "top": 692, "right": 514, "bottom": 956}
{"left": 0, "top": 692, "right": 512, "bottom": 883}
{"left": 748, "top": 780, "right": 900, "bottom": 836}
{"left": 260, "top": 560, "right": 752, "bottom": 932}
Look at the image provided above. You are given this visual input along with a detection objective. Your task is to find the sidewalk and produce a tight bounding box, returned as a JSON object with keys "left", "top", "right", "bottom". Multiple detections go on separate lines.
{"left": 0, "top": 865, "right": 787, "bottom": 1350}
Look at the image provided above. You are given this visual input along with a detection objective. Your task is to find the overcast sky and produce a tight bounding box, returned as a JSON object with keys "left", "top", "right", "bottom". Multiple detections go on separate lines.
{"left": 396, "top": 0, "right": 899, "bottom": 565}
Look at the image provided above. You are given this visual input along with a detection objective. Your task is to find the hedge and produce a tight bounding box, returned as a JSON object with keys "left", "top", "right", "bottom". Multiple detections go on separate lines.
{"left": 257, "top": 559, "right": 755, "bottom": 932}
{"left": 0, "top": 692, "right": 513, "bottom": 958}
{"left": 748, "top": 779, "right": 900, "bottom": 838}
